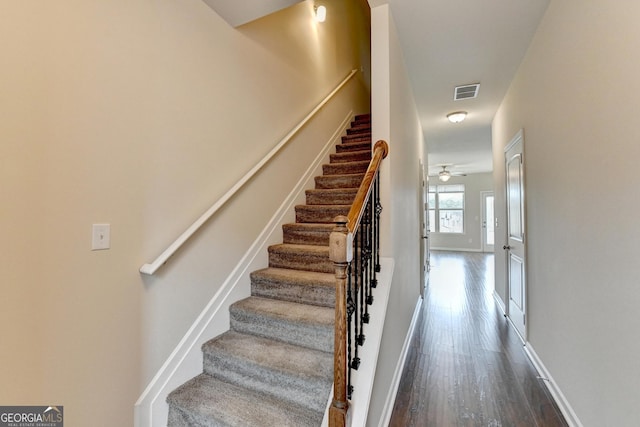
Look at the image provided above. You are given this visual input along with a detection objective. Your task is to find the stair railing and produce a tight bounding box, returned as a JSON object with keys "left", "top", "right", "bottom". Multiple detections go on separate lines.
{"left": 139, "top": 69, "right": 358, "bottom": 275}
{"left": 329, "top": 139, "right": 389, "bottom": 427}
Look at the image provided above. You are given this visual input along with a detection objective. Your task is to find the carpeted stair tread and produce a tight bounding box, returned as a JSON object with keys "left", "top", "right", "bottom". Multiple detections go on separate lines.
{"left": 282, "top": 223, "right": 335, "bottom": 245}
{"left": 295, "top": 204, "right": 351, "bottom": 223}
{"left": 341, "top": 133, "right": 371, "bottom": 143}
{"left": 315, "top": 173, "right": 364, "bottom": 189}
{"left": 202, "top": 330, "right": 332, "bottom": 413}
{"left": 306, "top": 188, "right": 358, "bottom": 205}
{"left": 268, "top": 243, "right": 332, "bottom": 273}
{"left": 330, "top": 149, "right": 371, "bottom": 163}
{"left": 167, "top": 373, "right": 321, "bottom": 427}
{"left": 337, "top": 140, "right": 371, "bottom": 152}
{"left": 251, "top": 267, "right": 335, "bottom": 307}
{"left": 230, "top": 296, "right": 334, "bottom": 352}
{"left": 346, "top": 125, "right": 371, "bottom": 135}
{"left": 323, "top": 159, "right": 370, "bottom": 175}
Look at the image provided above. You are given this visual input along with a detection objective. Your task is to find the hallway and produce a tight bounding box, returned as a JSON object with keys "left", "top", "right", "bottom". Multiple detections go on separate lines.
{"left": 389, "top": 251, "right": 567, "bottom": 426}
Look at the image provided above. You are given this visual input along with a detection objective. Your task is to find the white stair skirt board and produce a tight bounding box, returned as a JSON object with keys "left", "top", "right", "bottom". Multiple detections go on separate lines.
{"left": 377, "top": 295, "right": 423, "bottom": 427}
{"left": 134, "top": 111, "right": 354, "bottom": 427}
{"left": 320, "top": 258, "right": 396, "bottom": 427}
{"left": 524, "top": 343, "right": 584, "bottom": 427}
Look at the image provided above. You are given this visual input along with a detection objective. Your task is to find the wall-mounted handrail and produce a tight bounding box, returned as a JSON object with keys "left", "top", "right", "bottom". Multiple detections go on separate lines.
{"left": 329, "top": 139, "right": 389, "bottom": 427}
{"left": 139, "top": 69, "right": 358, "bottom": 275}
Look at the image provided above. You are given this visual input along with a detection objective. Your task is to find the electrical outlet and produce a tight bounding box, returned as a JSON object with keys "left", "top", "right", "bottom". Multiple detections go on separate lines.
{"left": 92, "top": 224, "right": 110, "bottom": 250}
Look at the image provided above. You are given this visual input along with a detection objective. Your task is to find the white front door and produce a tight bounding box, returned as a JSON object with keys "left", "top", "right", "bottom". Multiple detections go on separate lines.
{"left": 505, "top": 130, "right": 527, "bottom": 340}
{"left": 481, "top": 191, "right": 495, "bottom": 252}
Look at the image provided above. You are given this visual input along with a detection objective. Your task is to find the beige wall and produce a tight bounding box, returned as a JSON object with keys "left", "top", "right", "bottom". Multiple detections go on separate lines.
{"left": 0, "top": 1, "right": 370, "bottom": 425}
{"left": 430, "top": 172, "right": 493, "bottom": 252}
{"left": 367, "top": 4, "right": 423, "bottom": 425}
{"left": 492, "top": 1, "right": 640, "bottom": 425}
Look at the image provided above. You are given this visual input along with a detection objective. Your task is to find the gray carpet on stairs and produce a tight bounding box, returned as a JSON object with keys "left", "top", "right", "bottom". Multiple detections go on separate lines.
{"left": 166, "top": 114, "right": 371, "bottom": 427}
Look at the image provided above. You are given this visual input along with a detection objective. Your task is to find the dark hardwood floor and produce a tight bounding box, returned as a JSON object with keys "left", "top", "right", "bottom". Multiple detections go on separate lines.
{"left": 389, "top": 251, "right": 567, "bottom": 427}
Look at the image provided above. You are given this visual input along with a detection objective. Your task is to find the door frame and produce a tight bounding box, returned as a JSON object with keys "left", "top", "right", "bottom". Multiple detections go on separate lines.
{"left": 504, "top": 129, "right": 527, "bottom": 341}
{"left": 419, "top": 160, "right": 429, "bottom": 297}
{"left": 481, "top": 191, "right": 495, "bottom": 252}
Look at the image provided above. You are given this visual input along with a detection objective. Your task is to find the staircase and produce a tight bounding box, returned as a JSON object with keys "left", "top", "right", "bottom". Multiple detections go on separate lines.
{"left": 166, "top": 114, "right": 372, "bottom": 427}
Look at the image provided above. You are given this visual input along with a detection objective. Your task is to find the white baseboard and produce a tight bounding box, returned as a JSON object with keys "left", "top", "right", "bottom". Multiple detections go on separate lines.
{"left": 377, "top": 295, "right": 423, "bottom": 427}
{"left": 134, "top": 112, "right": 354, "bottom": 427}
{"left": 524, "top": 343, "right": 583, "bottom": 427}
{"left": 430, "top": 247, "right": 482, "bottom": 253}
{"left": 493, "top": 290, "right": 506, "bottom": 314}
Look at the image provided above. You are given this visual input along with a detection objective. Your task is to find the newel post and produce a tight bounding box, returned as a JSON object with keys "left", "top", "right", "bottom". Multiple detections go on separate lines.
{"left": 329, "top": 215, "right": 351, "bottom": 427}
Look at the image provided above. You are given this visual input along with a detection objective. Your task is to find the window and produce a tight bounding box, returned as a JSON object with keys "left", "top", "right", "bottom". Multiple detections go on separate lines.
{"left": 428, "top": 184, "right": 465, "bottom": 233}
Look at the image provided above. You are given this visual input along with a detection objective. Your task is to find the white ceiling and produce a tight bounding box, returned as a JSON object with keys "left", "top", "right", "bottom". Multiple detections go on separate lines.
{"left": 387, "top": 0, "right": 550, "bottom": 176}
{"left": 201, "top": 0, "right": 300, "bottom": 26}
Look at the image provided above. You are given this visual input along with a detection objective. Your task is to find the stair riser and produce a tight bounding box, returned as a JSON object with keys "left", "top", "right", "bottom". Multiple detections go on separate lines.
{"left": 167, "top": 406, "right": 201, "bottom": 427}
{"left": 315, "top": 174, "right": 363, "bottom": 189}
{"left": 295, "top": 205, "right": 350, "bottom": 223}
{"left": 230, "top": 309, "right": 333, "bottom": 353}
{"left": 268, "top": 250, "right": 333, "bottom": 273}
{"left": 347, "top": 126, "right": 371, "bottom": 135}
{"left": 351, "top": 118, "right": 370, "bottom": 127}
{"left": 203, "top": 353, "right": 330, "bottom": 413}
{"left": 306, "top": 189, "right": 357, "bottom": 205}
{"left": 323, "top": 161, "right": 369, "bottom": 175}
{"left": 330, "top": 151, "right": 371, "bottom": 163}
{"left": 282, "top": 225, "right": 332, "bottom": 246}
{"left": 251, "top": 280, "right": 335, "bottom": 308}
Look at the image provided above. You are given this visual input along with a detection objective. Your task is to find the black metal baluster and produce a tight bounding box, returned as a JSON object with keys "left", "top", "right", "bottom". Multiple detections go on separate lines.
{"left": 351, "top": 229, "right": 361, "bottom": 371}
{"left": 374, "top": 172, "right": 382, "bottom": 274}
{"left": 356, "top": 227, "right": 366, "bottom": 347}
{"left": 346, "top": 262, "right": 354, "bottom": 399}
{"left": 363, "top": 199, "right": 372, "bottom": 323}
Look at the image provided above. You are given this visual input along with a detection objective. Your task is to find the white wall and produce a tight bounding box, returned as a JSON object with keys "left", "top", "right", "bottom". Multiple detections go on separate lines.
{"left": 492, "top": 1, "right": 640, "bottom": 425}
{"left": 367, "top": 4, "right": 423, "bottom": 425}
{"left": 430, "top": 172, "right": 493, "bottom": 252}
{"left": 0, "top": 1, "right": 370, "bottom": 425}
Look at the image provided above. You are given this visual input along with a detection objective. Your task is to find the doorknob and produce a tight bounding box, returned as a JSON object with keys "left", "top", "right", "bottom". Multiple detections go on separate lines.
{"left": 503, "top": 245, "right": 511, "bottom": 250}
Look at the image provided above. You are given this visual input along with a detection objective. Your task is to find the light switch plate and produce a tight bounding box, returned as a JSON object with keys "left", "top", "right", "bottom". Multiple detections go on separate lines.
{"left": 92, "top": 224, "right": 110, "bottom": 250}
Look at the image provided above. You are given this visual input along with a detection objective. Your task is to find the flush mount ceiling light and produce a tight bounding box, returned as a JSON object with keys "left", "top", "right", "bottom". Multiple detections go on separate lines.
{"left": 447, "top": 111, "right": 467, "bottom": 123}
{"left": 315, "top": 5, "right": 326, "bottom": 22}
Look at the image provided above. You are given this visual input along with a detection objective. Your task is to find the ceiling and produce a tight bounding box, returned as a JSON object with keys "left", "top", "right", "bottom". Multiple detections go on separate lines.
{"left": 386, "top": 0, "right": 550, "bottom": 177}
{"left": 203, "top": 0, "right": 550, "bottom": 177}
{"left": 201, "top": 0, "right": 300, "bottom": 26}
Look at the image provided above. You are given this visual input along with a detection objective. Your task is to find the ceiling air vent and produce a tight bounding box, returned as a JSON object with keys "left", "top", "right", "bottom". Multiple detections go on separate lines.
{"left": 454, "top": 83, "right": 480, "bottom": 101}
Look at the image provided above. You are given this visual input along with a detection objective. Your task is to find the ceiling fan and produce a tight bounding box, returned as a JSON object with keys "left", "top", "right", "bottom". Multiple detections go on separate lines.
{"left": 437, "top": 165, "right": 467, "bottom": 182}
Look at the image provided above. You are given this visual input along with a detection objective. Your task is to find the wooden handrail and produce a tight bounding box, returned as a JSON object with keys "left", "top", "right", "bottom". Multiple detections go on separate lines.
{"left": 139, "top": 69, "right": 358, "bottom": 275}
{"left": 346, "top": 140, "right": 389, "bottom": 234}
{"left": 329, "top": 139, "right": 389, "bottom": 427}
